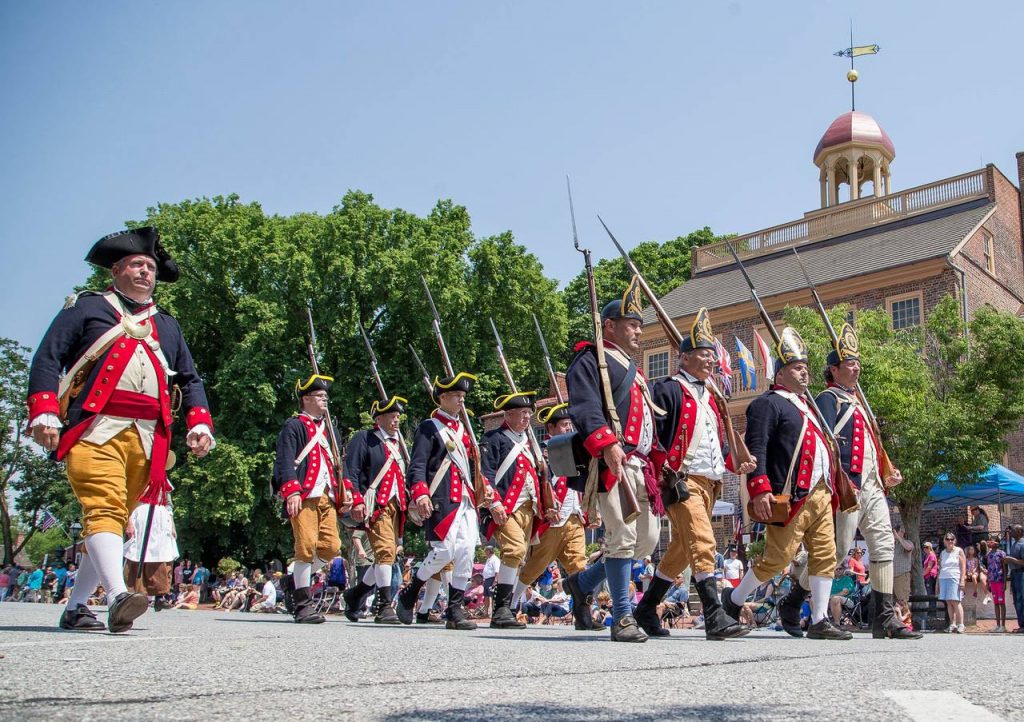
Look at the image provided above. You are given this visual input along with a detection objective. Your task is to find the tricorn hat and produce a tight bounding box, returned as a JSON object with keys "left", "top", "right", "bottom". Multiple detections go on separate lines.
{"left": 371, "top": 395, "right": 407, "bottom": 417}
{"left": 85, "top": 227, "right": 179, "bottom": 283}
{"left": 773, "top": 327, "right": 810, "bottom": 375}
{"left": 494, "top": 391, "right": 536, "bottom": 411}
{"left": 600, "top": 275, "right": 644, "bottom": 322}
{"left": 536, "top": 402, "right": 571, "bottom": 426}
{"left": 295, "top": 373, "right": 333, "bottom": 399}
{"left": 680, "top": 307, "right": 716, "bottom": 353}
{"left": 826, "top": 322, "right": 860, "bottom": 367}
{"left": 432, "top": 372, "right": 477, "bottom": 402}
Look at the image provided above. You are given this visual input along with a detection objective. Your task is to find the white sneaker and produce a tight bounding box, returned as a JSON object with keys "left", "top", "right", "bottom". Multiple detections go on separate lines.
{"left": 957, "top": 623, "right": 966, "bottom": 633}
{"left": 948, "top": 625, "right": 958, "bottom": 633}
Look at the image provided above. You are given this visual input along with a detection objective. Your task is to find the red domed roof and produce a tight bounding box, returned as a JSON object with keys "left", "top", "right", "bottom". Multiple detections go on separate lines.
{"left": 814, "top": 111, "right": 895, "bottom": 162}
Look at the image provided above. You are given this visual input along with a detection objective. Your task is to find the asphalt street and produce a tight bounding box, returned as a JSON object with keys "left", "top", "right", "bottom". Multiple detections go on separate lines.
{"left": 0, "top": 603, "right": 1019, "bottom": 721}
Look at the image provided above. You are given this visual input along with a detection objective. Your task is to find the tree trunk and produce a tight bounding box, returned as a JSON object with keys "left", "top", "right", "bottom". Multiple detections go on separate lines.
{"left": 0, "top": 491, "right": 13, "bottom": 566}
{"left": 898, "top": 497, "right": 928, "bottom": 628}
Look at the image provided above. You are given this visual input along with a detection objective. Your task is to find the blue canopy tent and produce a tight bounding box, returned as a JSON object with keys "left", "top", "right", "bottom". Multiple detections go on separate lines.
{"left": 925, "top": 464, "right": 1024, "bottom": 508}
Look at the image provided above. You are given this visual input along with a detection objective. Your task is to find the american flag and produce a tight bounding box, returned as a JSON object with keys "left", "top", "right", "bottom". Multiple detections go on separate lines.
{"left": 38, "top": 509, "right": 59, "bottom": 532}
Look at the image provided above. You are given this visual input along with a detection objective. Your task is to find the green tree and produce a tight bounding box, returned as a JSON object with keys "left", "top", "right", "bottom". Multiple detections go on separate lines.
{"left": 0, "top": 339, "right": 79, "bottom": 565}
{"left": 782, "top": 297, "right": 1024, "bottom": 599}
{"left": 75, "top": 191, "right": 567, "bottom": 566}
{"left": 560, "top": 228, "right": 725, "bottom": 364}
{"left": 22, "top": 526, "right": 71, "bottom": 566}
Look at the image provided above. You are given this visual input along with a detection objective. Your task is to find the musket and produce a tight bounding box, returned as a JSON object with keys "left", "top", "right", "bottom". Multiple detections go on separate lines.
{"left": 408, "top": 344, "right": 434, "bottom": 399}
{"left": 568, "top": 178, "right": 640, "bottom": 522}
{"left": 600, "top": 217, "right": 754, "bottom": 470}
{"left": 791, "top": 248, "right": 895, "bottom": 481}
{"left": 418, "top": 275, "right": 489, "bottom": 505}
{"left": 532, "top": 313, "right": 565, "bottom": 404}
{"left": 358, "top": 323, "right": 412, "bottom": 465}
{"left": 724, "top": 242, "right": 858, "bottom": 513}
{"left": 489, "top": 317, "right": 557, "bottom": 519}
{"left": 305, "top": 301, "right": 352, "bottom": 510}
{"left": 130, "top": 502, "right": 157, "bottom": 588}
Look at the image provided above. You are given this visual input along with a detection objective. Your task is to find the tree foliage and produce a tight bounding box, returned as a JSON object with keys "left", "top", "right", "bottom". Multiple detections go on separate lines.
{"left": 0, "top": 339, "right": 79, "bottom": 565}
{"left": 782, "top": 296, "right": 1024, "bottom": 596}
{"left": 560, "top": 227, "right": 726, "bottom": 362}
{"left": 77, "top": 192, "right": 568, "bottom": 566}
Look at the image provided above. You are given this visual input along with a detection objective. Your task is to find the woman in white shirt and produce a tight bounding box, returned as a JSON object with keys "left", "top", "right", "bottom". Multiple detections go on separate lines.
{"left": 938, "top": 533, "right": 967, "bottom": 633}
{"left": 723, "top": 547, "right": 744, "bottom": 588}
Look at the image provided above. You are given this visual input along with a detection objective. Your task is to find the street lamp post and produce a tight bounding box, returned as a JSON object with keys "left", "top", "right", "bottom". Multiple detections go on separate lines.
{"left": 69, "top": 521, "right": 82, "bottom": 565}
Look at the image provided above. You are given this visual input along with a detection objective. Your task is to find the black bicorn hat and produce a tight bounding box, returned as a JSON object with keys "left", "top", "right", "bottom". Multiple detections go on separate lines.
{"left": 826, "top": 323, "right": 861, "bottom": 367}
{"left": 600, "top": 275, "right": 644, "bottom": 323}
{"left": 680, "top": 307, "right": 717, "bottom": 353}
{"left": 295, "top": 373, "right": 333, "bottom": 399}
{"left": 431, "top": 372, "right": 477, "bottom": 402}
{"left": 494, "top": 391, "right": 536, "bottom": 411}
{"left": 371, "top": 395, "right": 407, "bottom": 417}
{"left": 773, "top": 327, "right": 810, "bottom": 375}
{"left": 535, "top": 402, "right": 571, "bottom": 426}
{"left": 85, "top": 227, "right": 179, "bottom": 282}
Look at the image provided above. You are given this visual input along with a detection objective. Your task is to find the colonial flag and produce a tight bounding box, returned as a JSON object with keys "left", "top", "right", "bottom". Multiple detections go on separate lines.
{"left": 38, "top": 509, "right": 58, "bottom": 532}
{"left": 713, "top": 337, "right": 732, "bottom": 397}
{"left": 753, "top": 330, "right": 775, "bottom": 383}
{"left": 734, "top": 337, "right": 757, "bottom": 392}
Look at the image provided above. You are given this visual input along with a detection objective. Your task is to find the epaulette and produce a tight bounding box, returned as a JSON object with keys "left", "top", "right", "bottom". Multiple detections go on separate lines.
{"left": 63, "top": 289, "right": 104, "bottom": 309}
{"left": 573, "top": 340, "right": 594, "bottom": 354}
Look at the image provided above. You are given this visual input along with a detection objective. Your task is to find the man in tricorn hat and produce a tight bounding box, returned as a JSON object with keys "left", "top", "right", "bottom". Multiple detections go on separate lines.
{"left": 563, "top": 277, "right": 667, "bottom": 643}
{"left": 515, "top": 403, "right": 592, "bottom": 629}
{"left": 342, "top": 395, "right": 410, "bottom": 625}
{"left": 723, "top": 328, "right": 851, "bottom": 640}
{"left": 273, "top": 374, "right": 352, "bottom": 623}
{"left": 633, "top": 307, "right": 752, "bottom": 640}
{"left": 775, "top": 324, "right": 919, "bottom": 640}
{"left": 396, "top": 372, "right": 500, "bottom": 630}
{"left": 27, "top": 227, "right": 215, "bottom": 633}
{"left": 480, "top": 391, "right": 543, "bottom": 629}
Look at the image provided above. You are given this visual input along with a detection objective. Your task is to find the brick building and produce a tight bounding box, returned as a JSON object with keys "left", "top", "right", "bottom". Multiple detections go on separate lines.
{"left": 636, "top": 109, "right": 1024, "bottom": 549}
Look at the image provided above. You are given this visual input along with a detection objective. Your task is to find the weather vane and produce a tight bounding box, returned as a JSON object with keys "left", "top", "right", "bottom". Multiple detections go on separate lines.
{"left": 834, "top": 22, "right": 879, "bottom": 111}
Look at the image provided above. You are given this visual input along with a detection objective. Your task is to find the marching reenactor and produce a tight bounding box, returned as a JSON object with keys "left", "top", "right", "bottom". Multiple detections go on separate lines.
{"left": 342, "top": 395, "right": 409, "bottom": 625}
{"left": 633, "top": 308, "right": 752, "bottom": 640}
{"left": 722, "top": 328, "right": 851, "bottom": 640}
{"left": 480, "top": 391, "right": 542, "bottom": 629}
{"left": 396, "top": 373, "right": 500, "bottom": 630}
{"left": 27, "top": 227, "right": 214, "bottom": 633}
{"left": 273, "top": 374, "right": 353, "bottom": 624}
{"left": 775, "top": 325, "right": 919, "bottom": 639}
{"left": 516, "top": 403, "right": 591, "bottom": 629}
{"left": 563, "top": 279, "right": 666, "bottom": 643}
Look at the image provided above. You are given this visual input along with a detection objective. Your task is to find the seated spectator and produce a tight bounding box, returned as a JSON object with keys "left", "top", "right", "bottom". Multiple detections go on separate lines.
{"left": 252, "top": 574, "right": 280, "bottom": 613}
{"left": 540, "top": 580, "right": 571, "bottom": 623}
{"left": 88, "top": 585, "right": 107, "bottom": 606}
{"left": 464, "top": 574, "right": 485, "bottom": 613}
{"left": 659, "top": 574, "right": 691, "bottom": 628}
{"left": 522, "top": 585, "right": 544, "bottom": 623}
{"left": 173, "top": 584, "right": 200, "bottom": 610}
{"left": 828, "top": 571, "right": 857, "bottom": 625}
{"left": 593, "top": 590, "right": 613, "bottom": 628}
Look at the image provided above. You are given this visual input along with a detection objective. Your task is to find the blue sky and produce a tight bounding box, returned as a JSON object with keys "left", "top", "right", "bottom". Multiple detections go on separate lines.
{"left": 2, "top": 1, "right": 1021, "bottom": 349}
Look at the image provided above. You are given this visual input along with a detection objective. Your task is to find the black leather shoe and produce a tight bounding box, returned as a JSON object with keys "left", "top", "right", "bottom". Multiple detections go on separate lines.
{"left": 634, "top": 575, "right": 671, "bottom": 637}
{"left": 777, "top": 583, "right": 808, "bottom": 638}
{"left": 694, "top": 578, "right": 750, "bottom": 641}
{"left": 490, "top": 583, "right": 526, "bottom": 629}
{"left": 445, "top": 587, "right": 477, "bottom": 631}
{"left": 343, "top": 581, "right": 374, "bottom": 623}
{"left": 373, "top": 589, "right": 401, "bottom": 625}
{"left": 107, "top": 592, "right": 149, "bottom": 633}
{"left": 610, "top": 615, "right": 648, "bottom": 643}
{"left": 416, "top": 612, "right": 442, "bottom": 624}
{"left": 565, "top": 572, "right": 595, "bottom": 630}
{"left": 395, "top": 576, "right": 425, "bottom": 626}
{"left": 872, "top": 592, "right": 922, "bottom": 639}
{"left": 807, "top": 618, "right": 853, "bottom": 640}
{"left": 720, "top": 586, "right": 742, "bottom": 622}
{"left": 292, "top": 587, "right": 326, "bottom": 624}
{"left": 59, "top": 604, "right": 106, "bottom": 631}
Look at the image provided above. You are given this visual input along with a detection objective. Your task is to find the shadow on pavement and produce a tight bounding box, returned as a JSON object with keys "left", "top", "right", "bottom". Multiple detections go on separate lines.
{"left": 379, "top": 702, "right": 801, "bottom": 721}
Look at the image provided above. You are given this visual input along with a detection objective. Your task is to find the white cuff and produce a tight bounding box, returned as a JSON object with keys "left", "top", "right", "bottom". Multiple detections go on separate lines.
{"left": 188, "top": 423, "right": 216, "bottom": 449}
{"left": 29, "top": 413, "right": 61, "bottom": 429}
